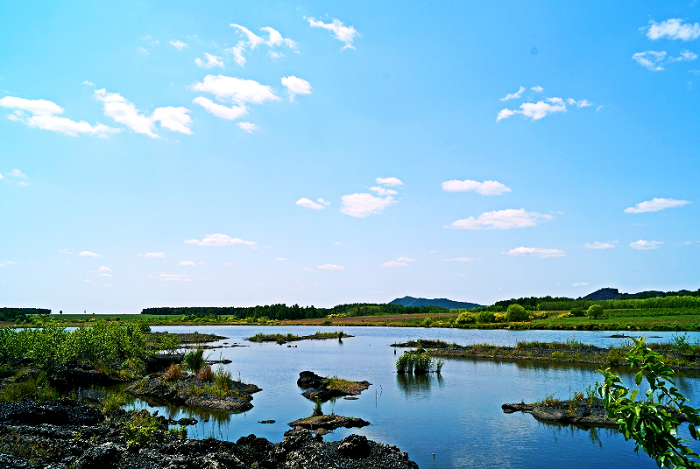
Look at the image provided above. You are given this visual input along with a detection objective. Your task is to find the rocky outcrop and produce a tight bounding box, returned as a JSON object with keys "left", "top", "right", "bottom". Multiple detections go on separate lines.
{"left": 0, "top": 400, "right": 418, "bottom": 469}
{"left": 503, "top": 400, "right": 625, "bottom": 428}
{"left": 297, "top": 371, "right": 371, "bottom": 402}
{"left": 288, "top": 414, "right": 370, "bottom": 435}
{"left": 126, "top": 374, "right": 261, "bottom": 412}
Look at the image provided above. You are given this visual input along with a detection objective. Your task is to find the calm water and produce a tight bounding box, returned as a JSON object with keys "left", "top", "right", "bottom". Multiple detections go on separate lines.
{"left": 127, "top": 326, "right": 700, "bottom": 468}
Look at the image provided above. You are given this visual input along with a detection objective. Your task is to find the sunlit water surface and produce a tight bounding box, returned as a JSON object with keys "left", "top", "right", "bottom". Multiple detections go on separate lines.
{"left": 124, "top": 326, "right": 700, "bottom": 468}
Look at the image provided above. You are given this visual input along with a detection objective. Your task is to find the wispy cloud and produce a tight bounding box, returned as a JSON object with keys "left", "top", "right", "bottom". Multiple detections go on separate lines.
{"left": 531, "top": 86, "right": 543, "bottom": 92}
{"left": 498, "top": 98, "right": 567, "bottom": 121}
{"left": 369, "top": 186, "right": 397, "bottom": 196}
{"left": 169, "top": 40, "right": 188, "bottom": 50}
{"left": 506, "top": 247, "right": 565, "bottom": 258}
{"left": 94, "top": 89, "right": 192, "bottom": 137}
{"left": 281, "top": 76, "right": 312, "bottom": 102}
{"left": 632, "top": 50, "right": 696, "bottom": 71}
{"left": 143, "top": 252, "right": 167, "bottom": 258}
{"left": 500, "top": 86, "right": 525, "bottom": 101}
{"left": 447, "top": 208, "right": 553, "bottom": 230}
{"left": 442, "top": 257, "right": 476, "bottom": 262}
{"left": 195, "top": 53, "right": 224, "bottom": 69}
{"left": 78, "top": 251, "right": 100, "bottom": 257}
{"left": 82, "top": 80, "right": 95, "bottom": 86}
{"left": 644, "top": 19, "right": 700, "bottom": 41}
{"left": 228, "top": 24, "right": 297, "bottom": 66}
{"left": 583, "top": 242, "right": 615, "bottom": 249}
{"left": 179, "top": 261, "right": 196, "bottom": 266}
{"left": 306, "top": 17, "right": 359, "bottom": 50}
{"left": 237, "top": 122, "right": 258, "bottom": 133}
{"left": 0, "top": 96, "right": 119, "bottom": 137}
{"left": 191, "top": 75, "right": 278, "bottom": 122}
{"left": 572, "top": 282, "right": 589, "bottom": 286}
{"left": 381, "top": 257, "right": 415, "bottom": 268}
{"left": 160, "top": 273, "right": 192, "bottom": 281}
{"left": 318, "top": 264, "right": 344, "bottom": 270}
{"left": 624, "top": 198, "right": 690, "bottom": 213}
{"left": 442, "top": 179, "right": 511, "bottom": 195}
{"left": 630, "top": 240, "right": 663, "bottom": 250}
{"left": 185, "top": 233, "right": 256, "bottom": 246}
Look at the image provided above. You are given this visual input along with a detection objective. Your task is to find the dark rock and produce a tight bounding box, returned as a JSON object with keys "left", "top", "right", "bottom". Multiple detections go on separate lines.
{"left": 288, "top": 414, "right": 370, "bottom": 432}
{"left": 50, "top": 367, "right": 123, "bottom": 390}
{"left": 259, "top": 420, "right": 275, "bottom": 424}
{"left": 297, "top": 371, "right": 371, "bottom": 402}
{"left": 0, "top": 398, "right": 104, "bottom": 425}
{"left": 74, "top": 442, "right": 121, "bottom": 469}
{"left": 145, "top": 354, "right": 183, "bottom": 373}
{"left": 297, "top": 371, "right": 325, "bottom": 389}
{"left": 338, "top": 434, "right": 371, "bottom": 459}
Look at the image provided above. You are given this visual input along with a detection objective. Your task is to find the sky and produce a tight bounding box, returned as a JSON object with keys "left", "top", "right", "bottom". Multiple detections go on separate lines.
{"left": 1, "top": 1, "right": 699, "bottom": 313}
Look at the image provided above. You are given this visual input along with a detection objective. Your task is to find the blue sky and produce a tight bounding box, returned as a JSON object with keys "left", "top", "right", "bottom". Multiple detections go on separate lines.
{"left": 1, "top": 1, "right": 699, "bottom": 313}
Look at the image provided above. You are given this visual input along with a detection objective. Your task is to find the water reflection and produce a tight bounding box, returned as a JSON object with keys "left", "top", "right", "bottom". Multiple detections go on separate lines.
{"left": 535, "top": 419, "right": 617, "bottom": 449}
{"left": 396, "top": 373, "right": 444, "bottom": 398}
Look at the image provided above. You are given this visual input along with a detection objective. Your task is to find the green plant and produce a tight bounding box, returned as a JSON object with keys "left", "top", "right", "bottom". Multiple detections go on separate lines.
{"left": 587, "top": 304, "right": 603, "bottom": 319}
{"left": 167, "top": 426, "right": 187, "bottom": 440}
{"left": 100, "top": 390, "right": 127, "bottom": 413}
{"left": 313, "top": 398, "right": 323, "bottom": 416}
{"left": 183, "top": 348, "right": 206, "bottom": 373}
{"left": 598, "top": 337, "right": 700, "bottom": 468}
{"left": 455, "top": 312, "right": 476, "bottom": 324}
{"left": 122, "top": 410, "right": 163, "bottom": 448}
{"left": 506, "top": 304, "right": 529, "bottom": 322}
{"left": 570, "top": 307, "right": 586, "bottom": 317}
{"left": 476, "top": 311, "right": 496, "bottom": 324}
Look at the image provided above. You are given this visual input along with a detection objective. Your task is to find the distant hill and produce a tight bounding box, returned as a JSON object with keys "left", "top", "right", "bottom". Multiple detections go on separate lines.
{"left": 390, "top": 296, "right": 482, "bottom": 310}
{"left": 583, "top": 288, "right": 668, "bottom": 301}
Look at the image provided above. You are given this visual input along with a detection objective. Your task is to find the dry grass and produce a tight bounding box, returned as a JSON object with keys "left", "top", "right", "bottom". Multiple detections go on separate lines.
{"left": 198, "top": 365, "right": 214, "bottom": 382}
{"left": 164, "top": 363, "right": 184, "bottom": 381}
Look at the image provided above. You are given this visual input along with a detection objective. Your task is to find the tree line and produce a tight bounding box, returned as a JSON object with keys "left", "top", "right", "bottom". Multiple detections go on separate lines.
{"left": 0, "top": 308, "right": 50, "bottom": 322}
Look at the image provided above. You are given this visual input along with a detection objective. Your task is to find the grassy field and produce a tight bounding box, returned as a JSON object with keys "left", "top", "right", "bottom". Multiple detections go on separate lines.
{"left": 5, "top": 308, "right": 700, "bottom": 331}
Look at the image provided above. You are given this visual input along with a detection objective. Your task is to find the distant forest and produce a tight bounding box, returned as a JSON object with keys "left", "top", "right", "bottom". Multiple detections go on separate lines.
{"left": 0, "top": 308, "right": 50, "bottom": 322}
{"left": 141, "top": 303, "right": 448, "bottom": 320}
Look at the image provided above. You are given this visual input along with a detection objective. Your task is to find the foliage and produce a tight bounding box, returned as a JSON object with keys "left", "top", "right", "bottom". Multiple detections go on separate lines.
{"left": 476, "top": 311, "right": 496, "bottom": 324}
{"left": 455, "top": 312, "right": 476, "bottom": 324}
{"left": 100, "top": 390, "right": 127, "bottom": 413}
{"left": 598, "top": 337, "right": 700, "bottom": 468}
{"left": 213, "top": 366, "right": 233, "bottom": 392}
{"left": 0, "top": 308, "right": 50, "bottom": 322}
{"left": 167, "top": 426, "right": 187, "bottom": 440}
{"left": 570, "top": 307, "right": 586, "bottom": 317}
{"left": 122, "top": 410, "right": 163, "bottom": 448}
{"left": 313, "top": 398, "right": 323, "bottom": 417}
{"left": 183, "top": 348, "right": 206, "bottom": 373}
{"left": 506, "top": 304, "right": 529, "bottom": 322}
{"left": 396, "top": 349, "right": 443, "bottom": 374}
{"left": 0, "top": 372, "right": 59, "bottom": 403}
{"left": 588, "top": 304, "right": 603, "bottom": 319}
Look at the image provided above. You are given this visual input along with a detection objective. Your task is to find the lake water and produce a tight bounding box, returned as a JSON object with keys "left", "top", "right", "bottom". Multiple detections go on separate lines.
{"left": 128, "top": 326, "right": 700, "bottom": 468}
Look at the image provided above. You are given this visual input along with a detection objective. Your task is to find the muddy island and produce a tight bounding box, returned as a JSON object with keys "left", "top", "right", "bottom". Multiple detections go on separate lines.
{"left": 0, "top": 399, "right": 418, "bottom": 469}
{"left": 297, "top": 371, "right": 371, "bottom": 401}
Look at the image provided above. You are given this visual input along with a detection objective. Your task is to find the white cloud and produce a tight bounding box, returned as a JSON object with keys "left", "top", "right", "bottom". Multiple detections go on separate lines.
{"left": 500, "top": 86, "right": 525, "bottom": 101}
{"left": 138, "top": 47, "right": 148, "bottom": 55}
{"left": 195, "top": 53, "right": 224, "bottom": 69}
{"left": 572, "top": 282, "right": 589, "bottom": 286}
{"left": 442, "top": 257, "right": 476, "bottom": 262}
{"left": 497, "top": 99, "right": 567, "bottom": 121}
{"left": 281, "top": 76, "right": 312, "bottom": 102}
{"left": 94, "top": 89, "right": 192, "bottom": 137}
{"left": 151, "top": 107, "right": 193, "bottom": 135}
{"left": 269, "top": 51, "right": 283, "bottom": 59}
{"left": 160, "top": 273, "right": 192, "bottom": 281}
{"left": 583, "top": 242, "right": 615, "bottom": 249}
{"left": 0, "top": 173, "right": 3, "bottom": 179}
{"left": 192, "top": 97, "right": 247, "bottom": 120}
{"left": 531, "top": 86, "right": 543, "bottom": 92}
{"left": 78, "top": 251, "right": 100, "bottom": 257}
{"left": 82, "top": 80, "right": 95, "bottom": 86}
{"left": 306, "top": 17, "right": 359, "bottom": 50}
{"left": 4, "top": 261, "right": 17, "bottom": 265}
{"left": 566, "top": 98, "right": 592, "bottom": 108}
{"left": 144, "top": 252, "right": 167, "bottom": 258}
{"left": 645, "top": 19, "right": 700, "bottom": 41}
{"left": 506, "top": 247, "right": 565, "bottom": 258}
{"left": 97, "top": 266, "right": 112, "bottom": 272}
{"left": 318, "top": 264, "right": 345, "bottom": 270}
{"left": 381, "top": 260, "right": 410, "bottom": 267}
{"left": 624, "top": 198, "right": 690, "bottom": 213}
{"left": 340, "top": 193, "right": 395, "bottom": 218}
{"left": 8, "top": 169, "right": 26, "bottom": 179}
{"left": 369, "top": 186, "right": 398, "bottom": 196}
{"left": 441, "top": 179, "right": 511, "bottom": 195}
{"left": 237, "top": 122, "right": 258, "bottom": 133}
{"left": 169, "top": 40, "right": 188, "bottom": 50}
{"left": 632, "top": 51, "right": 667, "bottom": 71}
{"left": 192, "top": 75, "right": 279, "bottom": 110}
{"left": 630, "top": 239, "right": 664, "bottom": 250}
{"left": 397, "top": 257, "right": 415, "bottom": 262}
{"left": 228, "top": 24, "right": 296, "bottom": 66}
{"left": 667, "top": 50, "right": 698, "bottom": 63}
{"left": 185, "top": 233, "right": 256, "bottom": 246}
{"left": 447, "top": 208, "right": 553, "bottom": 230}
{"left": 318, "top": 198, "right": 331, "bottom": 206}
{"left": 179, "top": 261, "right": 196, "bottom": 266}
{"left": 375, "top": 177, "right": 403, "bottom": 186}
{"left": 0, "top": 96, "right": 119, "bottom": 137}
{"left": 275, "top": 258, "right": 287, "bottom": 261}
{"left": 296, "top": 198, "right": 327, "bottom": 210}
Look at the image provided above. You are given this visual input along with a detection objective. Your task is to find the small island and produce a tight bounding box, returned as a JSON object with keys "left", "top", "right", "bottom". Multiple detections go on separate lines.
{"left": 247, "top": 331, "right": 352, "bottom": 344}
{"left": 297, "top": 371, "right": 371, "bottom": 401}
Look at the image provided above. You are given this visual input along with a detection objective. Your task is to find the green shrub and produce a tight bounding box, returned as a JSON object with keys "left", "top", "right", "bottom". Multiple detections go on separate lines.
{"left": 587, "top": 304, "right": 603, "bottom": 319}
{"left": 122, "top": 410, "right": 163, "bottom": 448}
{"left": 183, "top": 348, "right": 206, "bottom": 372}
{"left": 455, "top": 312, "right": 476, "bottom": 324}
{"left": 395, "top": 350, "right": 443, "bottom": 374}
{"left": 476, "top": 312, "right": 496, "bottom": 324}
{"left": 570, "top": 307, "right": 586, "bottom": 317}
{"left": 506, "top": 304, "right": 529, "bottom": 322}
